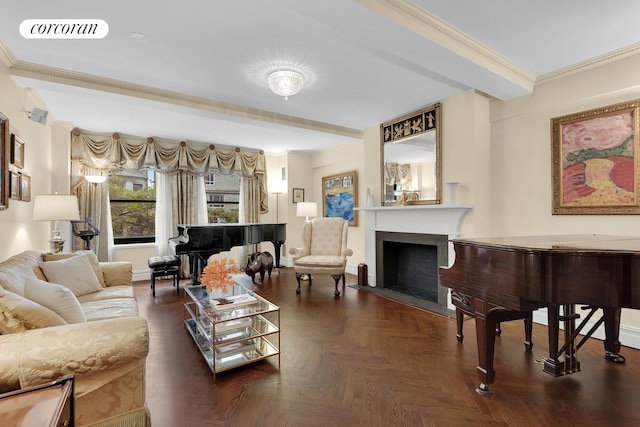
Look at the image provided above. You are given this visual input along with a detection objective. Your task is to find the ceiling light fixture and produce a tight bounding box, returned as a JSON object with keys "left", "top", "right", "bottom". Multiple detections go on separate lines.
{"left": 268, "top": 69, "right": 305, "bottom": 100}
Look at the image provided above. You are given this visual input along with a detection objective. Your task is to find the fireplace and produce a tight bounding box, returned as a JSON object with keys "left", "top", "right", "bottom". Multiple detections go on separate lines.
{"left": 356, "top": 204, "right": 472, "bottom": 310}
{"left": 376, "top": 231, "right": 449, "bottom": 306}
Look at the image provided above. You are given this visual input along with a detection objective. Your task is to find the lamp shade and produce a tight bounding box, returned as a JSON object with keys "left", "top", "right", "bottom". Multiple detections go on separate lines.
{"left": 296, "top": 201, "right": 317, "bottom": 219}
{"left": 85, "top": 175, "right": 107, "bottom": 184}
{"left": 33, "top": 194, "right": 81, "bottom": 221}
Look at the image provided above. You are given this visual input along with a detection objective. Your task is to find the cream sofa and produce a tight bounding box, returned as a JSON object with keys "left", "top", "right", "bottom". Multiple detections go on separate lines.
{"left": 0, "top": 250, "right": 150, "bottom": 427}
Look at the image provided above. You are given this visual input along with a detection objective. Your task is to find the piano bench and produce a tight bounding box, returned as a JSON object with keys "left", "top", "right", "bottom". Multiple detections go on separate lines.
{"left": 148, "top": 255, "right": 181, "bottom": 297}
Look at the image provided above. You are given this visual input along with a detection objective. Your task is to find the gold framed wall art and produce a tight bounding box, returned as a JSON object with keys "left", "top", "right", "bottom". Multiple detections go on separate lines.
{"left": 551, "top": 99, "right": 640, "bottom": 214}
{"left": 322, "top": 170, "right": 358, "bottom": 226}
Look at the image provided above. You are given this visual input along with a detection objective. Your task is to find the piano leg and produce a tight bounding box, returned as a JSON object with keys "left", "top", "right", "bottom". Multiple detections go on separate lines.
{"left": 544, "top": 305, "right": 581, "bottom": 376}
{"left": 473, "top": 298, "right": 498, "bottom": 396}
{"left": 273, "top": 241, "right": 284, "bottom": 268}
{"left": 603, "top": 307, "right": 626, "bottom": 363}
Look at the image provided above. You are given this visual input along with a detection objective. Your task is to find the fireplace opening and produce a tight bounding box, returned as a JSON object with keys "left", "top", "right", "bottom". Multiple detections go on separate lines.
{"left": 383, "top": 241, "right": 439, "bottom": 302}
{"left": 376, "top": 231, "right": 448, "bottom": 307}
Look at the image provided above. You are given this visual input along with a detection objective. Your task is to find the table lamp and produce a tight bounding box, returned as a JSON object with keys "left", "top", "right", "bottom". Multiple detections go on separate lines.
{"left": 33, "top": 194, "right": 81, "bottom": 253}
{"left": 296, "top": 201, "right": 317, "bottom": 222}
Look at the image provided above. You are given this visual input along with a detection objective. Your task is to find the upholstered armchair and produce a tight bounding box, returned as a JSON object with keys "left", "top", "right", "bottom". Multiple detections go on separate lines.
{"left": 289, "top": 217, "right": 353, "bottom": 296}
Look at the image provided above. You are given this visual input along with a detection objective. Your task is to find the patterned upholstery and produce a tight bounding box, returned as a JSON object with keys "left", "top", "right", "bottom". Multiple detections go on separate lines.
{"left": 0, "top": 250, "right": 150, "bottom": 427}
{"left": 289, "top": 217, "right": 353, "bottom": 296}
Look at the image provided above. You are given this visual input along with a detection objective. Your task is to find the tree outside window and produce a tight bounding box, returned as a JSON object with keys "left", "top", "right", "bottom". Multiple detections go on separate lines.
{"left": 109, "top": 168, "right": 156, "bottom": 244}
{"left": 205, "top": 172, "right": 240, "bottom": 223}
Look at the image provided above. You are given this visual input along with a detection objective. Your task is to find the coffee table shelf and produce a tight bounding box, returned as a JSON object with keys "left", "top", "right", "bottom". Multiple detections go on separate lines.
{"left": 184, "top": 283, "right": 280, "bottom": 377}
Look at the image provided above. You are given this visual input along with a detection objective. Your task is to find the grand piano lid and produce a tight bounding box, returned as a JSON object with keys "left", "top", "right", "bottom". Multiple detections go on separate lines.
{"left": 451, "top": 234, "right": 640, "bottom": 254}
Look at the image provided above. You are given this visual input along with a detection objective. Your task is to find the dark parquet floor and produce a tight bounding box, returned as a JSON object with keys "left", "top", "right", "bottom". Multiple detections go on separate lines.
{"left": 134, "top": 269, "right": 640, "bottom": 427}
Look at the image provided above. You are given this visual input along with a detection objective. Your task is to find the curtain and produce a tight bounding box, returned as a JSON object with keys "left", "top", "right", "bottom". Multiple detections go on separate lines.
{"left": 384, "top": 162, "right": 412, "bottom": 191}
{"left": 155, "top": 172, "right": 173, "bottom": 257}
{"left": 70, "top": 164, "right": 111, "bottom": 261}
{"left": 70, "top": 129, "right": 268, "bottom": 264}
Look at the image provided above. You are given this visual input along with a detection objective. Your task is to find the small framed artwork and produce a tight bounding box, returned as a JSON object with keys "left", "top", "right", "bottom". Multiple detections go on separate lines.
{"left": 20, "top": 173, "right": 30, "bottom": 201}
{"left": 322, "top": 170, "right": 358, "bottom": 226}
{"left": 10, "top": 171, "right": 20, "bottom": 200}
{"left": 551, "top": 99, "right": 640, "bottom": 214}
{"left": 292, "top": 187, "right": 304, "bottom": 203}
{"left": 10, "top": 134, "right": 24, "bottom": 169}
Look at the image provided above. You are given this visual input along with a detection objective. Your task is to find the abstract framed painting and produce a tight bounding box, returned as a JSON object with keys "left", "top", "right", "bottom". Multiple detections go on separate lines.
{"left": 322, "top": 170, "right": 358, "bottom": 226}
{"left": 551, "top": 99, "right": 640, "bottom": 214}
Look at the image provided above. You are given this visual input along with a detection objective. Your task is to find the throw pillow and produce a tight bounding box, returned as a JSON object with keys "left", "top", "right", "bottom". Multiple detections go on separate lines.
{"left": 0, "top": 289, "right": 67, "bottom": 334}
{"left": 23, "top": 277, "right": 86, "bottom": 324}
{"left": 39, "top": 253, "right": 103, "bottom": 296}
{"left": 42, "top": 250, "right": 105, "bottom": 287}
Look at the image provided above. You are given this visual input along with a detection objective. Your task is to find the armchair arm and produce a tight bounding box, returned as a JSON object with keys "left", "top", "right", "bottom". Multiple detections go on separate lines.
{"left": 100, "top": 261, "right": 133, "bottom": 287}
{"left": 340, "top": 248, "right": 354, "bottom": 259}
{"left": 0, "top": 317, "right": 149, "bottom": 394}
{"left": 289, "top": 248, "right": 309, "bottom": 261}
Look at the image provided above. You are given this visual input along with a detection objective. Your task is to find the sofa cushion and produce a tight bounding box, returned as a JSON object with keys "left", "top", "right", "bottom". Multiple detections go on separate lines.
{"left": 81, "top": 298, "right": 140, "bottom": 321}
{"left": 24, "top": 278, "right": 86, "bottom": 324}
{"left": 0, "top": 250, "right": 44, "bottom": 297}
{"left": 42, "top": 250, "right": 105, "bottom": 287}
{"left": 76, "top": 285, "right": 136, "bottom": 303}
{"left": 39, "top": 254, "right": 103, "bottom": 296}
{"left": 0, "top": 289, "right": 67, "bottom": 334}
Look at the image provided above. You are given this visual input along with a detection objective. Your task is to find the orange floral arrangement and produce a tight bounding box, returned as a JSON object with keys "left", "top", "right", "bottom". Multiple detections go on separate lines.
{"left": 200, "top": 258, "right": 240, "bottom": 294}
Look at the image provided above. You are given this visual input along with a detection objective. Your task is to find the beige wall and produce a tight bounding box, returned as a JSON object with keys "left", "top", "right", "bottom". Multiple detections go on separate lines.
{"left": 0, "top": 61, "right": 54, "bottom": 261}
{"left": 310, "top": 142, "right": 366, "bottom": 268}
{"left": 487, "top": 52, "right": 640, "bottom": 328}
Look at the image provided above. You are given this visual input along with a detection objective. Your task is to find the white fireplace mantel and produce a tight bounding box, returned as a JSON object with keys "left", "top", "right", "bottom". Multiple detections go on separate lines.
{"left": 355, "top": 204, "right": 472, "bottom": 287}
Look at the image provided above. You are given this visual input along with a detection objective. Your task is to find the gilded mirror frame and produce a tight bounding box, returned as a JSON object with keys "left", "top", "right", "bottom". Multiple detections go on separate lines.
{"left": 380, "top": 103, "right": 441, "bottom": 206}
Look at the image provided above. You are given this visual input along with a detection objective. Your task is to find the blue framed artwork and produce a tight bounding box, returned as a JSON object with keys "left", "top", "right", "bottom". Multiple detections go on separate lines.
{"left": 322, "top": 170, "right": 358, "bottom": 226}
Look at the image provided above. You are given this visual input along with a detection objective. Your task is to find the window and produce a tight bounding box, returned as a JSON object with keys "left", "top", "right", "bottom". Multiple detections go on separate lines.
{"left": 109, "top": 168, "right": 156, "bottom": 244}
{"left": 205, "top": 172, "right": 240, "bottom": 223}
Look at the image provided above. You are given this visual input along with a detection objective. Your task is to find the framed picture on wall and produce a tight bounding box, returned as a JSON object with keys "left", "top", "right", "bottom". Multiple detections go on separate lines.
{"left": 10, "top": 171, "right": 20, "bottom": 200}
{"left": 292, "top": 187, "right": 304, "bottom": 203}
{"left": 10, "top": 134, "right": 24, "bottom": 169}
{"left": 20, "top": 173, "right": 30, "bottom": 202}
{"left": 551, "top": 99, "right": 640, "bottom": 214}
{"left": 321, "top": 170, "right": 358, "bottom": 226}
{"left": 0, "top": 112, "right": 9, "bottom": 210}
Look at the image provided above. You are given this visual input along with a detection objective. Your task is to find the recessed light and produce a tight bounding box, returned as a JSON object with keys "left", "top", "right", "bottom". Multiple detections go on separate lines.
{"left": 130, "top": 32, "right": 148, "bottom": 42}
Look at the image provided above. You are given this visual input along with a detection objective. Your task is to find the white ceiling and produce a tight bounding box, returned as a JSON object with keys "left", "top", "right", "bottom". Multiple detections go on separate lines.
{"left": 1, "top": 0, "right": 639, "bottom": 154}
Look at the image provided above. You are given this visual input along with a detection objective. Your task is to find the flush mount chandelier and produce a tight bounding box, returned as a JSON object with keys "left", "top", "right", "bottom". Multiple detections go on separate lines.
{"left": 268, "top": 69, "right": 305, "bottom": 100}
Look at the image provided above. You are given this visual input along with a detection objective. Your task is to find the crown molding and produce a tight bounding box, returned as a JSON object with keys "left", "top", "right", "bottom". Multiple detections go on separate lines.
{"left": 0, "top": 38, "right": 17, "bottom": 68}
{"left": 536, "top": 42, "right": 640, "bottom": 84}
{"left": 9, "top": 60, "right": 363, "bottom": 140}
{"left": 357, "top": 0, "right": 536, "bottom": 91}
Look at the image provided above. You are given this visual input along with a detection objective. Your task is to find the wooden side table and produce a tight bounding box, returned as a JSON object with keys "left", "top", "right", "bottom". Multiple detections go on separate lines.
{"left": 0, "top": 375, "right": 74, "bottom": 427}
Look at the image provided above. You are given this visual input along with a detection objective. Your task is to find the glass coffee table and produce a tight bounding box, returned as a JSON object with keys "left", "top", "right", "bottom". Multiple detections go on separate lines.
{"left": 184, "top": 283, "right": 280, "bottom": 377}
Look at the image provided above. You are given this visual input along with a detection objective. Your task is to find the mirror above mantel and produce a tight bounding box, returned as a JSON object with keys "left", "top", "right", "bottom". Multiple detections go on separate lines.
{"left": 381, "top": 103, "right": 441, "bottom": 206}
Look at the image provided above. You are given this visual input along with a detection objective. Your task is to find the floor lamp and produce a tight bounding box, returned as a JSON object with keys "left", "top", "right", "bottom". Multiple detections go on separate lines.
{"left": 273, "top": 191, "right": 283, "bottom": 223}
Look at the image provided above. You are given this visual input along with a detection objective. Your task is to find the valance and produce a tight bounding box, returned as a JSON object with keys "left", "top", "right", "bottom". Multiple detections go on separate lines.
{"left": 71, "top": 129, "right": 268, "bottom": 212}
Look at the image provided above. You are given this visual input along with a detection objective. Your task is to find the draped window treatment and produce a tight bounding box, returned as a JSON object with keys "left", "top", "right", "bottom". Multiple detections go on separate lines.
{"left": 384, "top": 162, "right": 412, "bottom": 191}
{"left": 70, "top": 129, "right": 268, "bottom": 261}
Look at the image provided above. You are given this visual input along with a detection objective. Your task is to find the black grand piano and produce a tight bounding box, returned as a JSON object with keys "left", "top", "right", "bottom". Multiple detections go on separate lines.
{"left": 169, "top": 223, "right": 286, "bottom": 283}
{"left": 439, "top": 234, "right": 640, "bottom": 395}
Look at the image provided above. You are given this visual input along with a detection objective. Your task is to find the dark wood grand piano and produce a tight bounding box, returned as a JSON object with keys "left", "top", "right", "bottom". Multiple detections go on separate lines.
{"left": 439, "top": 234, "right": 640, "bottom": 395}
{"left": 169, "top": 223, "right": 286, "bottom": 283}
